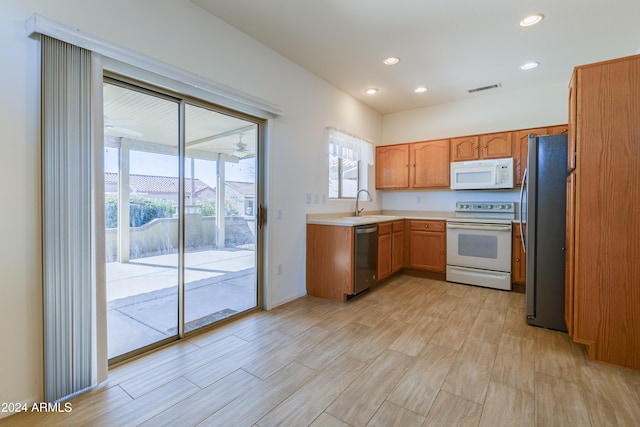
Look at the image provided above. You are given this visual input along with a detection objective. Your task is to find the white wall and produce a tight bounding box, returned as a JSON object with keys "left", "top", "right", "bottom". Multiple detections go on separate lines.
{"left": 0, "top": 0, "right": 381, "bottom": 413}
{"left": 379, "top": 82, "right": 569, "bottom": 211}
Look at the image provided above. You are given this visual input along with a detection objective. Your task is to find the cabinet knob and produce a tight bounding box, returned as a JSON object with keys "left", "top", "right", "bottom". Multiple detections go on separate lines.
{"left": 473, "top": 145, "right": 478, "bottom": 150}
{"left": 425, "top": 225, "right": 429, "bottom": 229}
{"left": 515, "top": 258, "right": 520, "bottom": 262}
{"left": 484, "top": 145, "right": 488, "bottom": 148}
{"left": 440, "top": 251, "right": 444, "bottom": 255}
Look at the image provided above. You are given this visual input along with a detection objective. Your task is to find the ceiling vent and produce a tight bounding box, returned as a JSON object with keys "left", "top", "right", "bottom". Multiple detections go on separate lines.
{"left": 468, "top": 83, "right": 502, "bottom": 93}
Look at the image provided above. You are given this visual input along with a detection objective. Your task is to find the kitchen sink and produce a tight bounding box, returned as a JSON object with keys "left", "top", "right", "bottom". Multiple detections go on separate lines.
{"left": 339, "top": 215, "right": 399, "bottom": 224}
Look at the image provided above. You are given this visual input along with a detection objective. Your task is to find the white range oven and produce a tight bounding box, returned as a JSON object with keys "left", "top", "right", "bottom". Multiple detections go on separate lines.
{"left": 446, "top": 202, "right": 514, "bottom": 290}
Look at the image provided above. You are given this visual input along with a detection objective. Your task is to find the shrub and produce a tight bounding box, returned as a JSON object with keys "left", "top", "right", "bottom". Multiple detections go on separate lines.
{"left": 197, "top": 199, "right": 241, "bottom": 217}
{"left": 105, "top": 195, "right": 176, "bottom": 228}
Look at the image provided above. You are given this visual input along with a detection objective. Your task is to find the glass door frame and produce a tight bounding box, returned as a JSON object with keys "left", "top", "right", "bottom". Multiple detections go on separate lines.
{"left": 105, "top": 73, "right": 265, "bottom": 366}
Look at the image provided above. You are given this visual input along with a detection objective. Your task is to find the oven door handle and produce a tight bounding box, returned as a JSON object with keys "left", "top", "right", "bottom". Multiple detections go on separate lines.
{"left": 446, "top": 223, "right": 512, "bottom": 232}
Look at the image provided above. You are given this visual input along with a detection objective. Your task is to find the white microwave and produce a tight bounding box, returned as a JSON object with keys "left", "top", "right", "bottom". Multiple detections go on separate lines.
{"left": 450, "top": 158, "right": 514, "bottom": 190}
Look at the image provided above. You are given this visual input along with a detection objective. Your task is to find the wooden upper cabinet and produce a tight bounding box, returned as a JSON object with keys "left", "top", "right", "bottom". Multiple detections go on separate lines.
{"left": 515, "top": 127, "right": 547, "bottom": 186}
{"left": 451, "top": 136, "right": 479, "bottom": 161}
{"left": 410, "top": 139, "right": 450, "bottom": 188}
{"left": 376, "top": 144, "right": 409, "bottom": 189}
{"left": 480, "top": 132, "right": 513, "bottom": 159}
{"left": 452, "top": 133, "right": 513, "bottom": 161}
{"left": 548, "top": 124, "right": 569, "bottom": 135}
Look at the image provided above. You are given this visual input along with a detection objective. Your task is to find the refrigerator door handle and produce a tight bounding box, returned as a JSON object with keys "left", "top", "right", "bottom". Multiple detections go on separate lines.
{"left": 519, "top": 167, "right": 527, "bottom": 252}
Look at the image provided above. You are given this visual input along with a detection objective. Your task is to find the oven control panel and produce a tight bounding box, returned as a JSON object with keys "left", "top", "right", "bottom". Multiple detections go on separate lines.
{"left": 455, "top": 202, "right": 514, "bottom": 213}
{"left": 454, "top": 202, "right": 515, "bottom": 220}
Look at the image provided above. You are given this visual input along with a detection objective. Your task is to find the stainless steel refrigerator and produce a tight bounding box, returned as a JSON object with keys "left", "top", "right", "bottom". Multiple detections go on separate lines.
{"left": 519, "top": 133, "right": 568, "bottom": 331}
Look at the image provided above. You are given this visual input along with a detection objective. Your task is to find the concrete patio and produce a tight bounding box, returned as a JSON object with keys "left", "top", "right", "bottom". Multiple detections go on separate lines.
{"left": 107, "top": 248, "right": 256, "bottom": 359}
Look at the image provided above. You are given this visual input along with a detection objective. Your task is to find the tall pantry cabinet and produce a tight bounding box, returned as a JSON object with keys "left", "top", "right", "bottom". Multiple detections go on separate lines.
{"left": 565, "top": 54, "right": 640, "bottom": 370}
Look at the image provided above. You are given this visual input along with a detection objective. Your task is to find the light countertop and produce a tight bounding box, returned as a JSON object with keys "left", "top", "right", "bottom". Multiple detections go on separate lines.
{"left": 306, "top": 210, "right": 455, "bottom": 226}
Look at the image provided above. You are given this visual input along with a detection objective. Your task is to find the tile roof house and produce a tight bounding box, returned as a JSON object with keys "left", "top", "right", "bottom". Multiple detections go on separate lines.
{"left": 104, "top": 172, "right": 215, "bottom": 202}
{"left": 105, "top": 173, "right": 255, "bottom": 215}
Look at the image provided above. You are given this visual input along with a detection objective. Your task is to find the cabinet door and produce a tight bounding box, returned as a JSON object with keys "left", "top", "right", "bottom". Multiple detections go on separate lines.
{"left": 568, "top": 71, "right": 577, "bottom": 172}
{"left": 451, "top": 136, "right": 479, "bottom": 161}
{"left": 391, "top": 230, "right": 404, "bottom": 273}
{"left": 409, "top": 231, "right": 445, "bottom": 272}
{"left": 512, "top": 224, "right": 526, "bottom": 284}
{"left": 565, "top": 172, "right": 576, "bottom": 335}
{"left": 376, "top": 145, "right": 409, "bottom": 189}
{"left": 480, "top": 132, "right": 513, "bottom": 159}
{"left": 515, "top": 128, "right": 548, "bottom": 186}
{"left": 377, "top": 232, "right": 392, "bottom": 280}
{"left": 306, "top": 224, "right": 354, "bottom": 301}
{"left": 547, "top": 124, "right": 569, "bottom": 135}
{"left": 410, "top": 139, "right": 450, "bottom": 188}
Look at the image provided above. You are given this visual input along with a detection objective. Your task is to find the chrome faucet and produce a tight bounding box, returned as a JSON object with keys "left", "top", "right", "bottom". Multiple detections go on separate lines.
{"left": 355, "top": 189, "right": 373, "bottom": 216}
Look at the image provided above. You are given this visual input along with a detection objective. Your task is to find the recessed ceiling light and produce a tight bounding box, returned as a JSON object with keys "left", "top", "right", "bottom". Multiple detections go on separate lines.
{"left": 519, "top": 14, "right": 544, "bottom": 27}
{"left": 521, "top": 61, "right": 540, "bottom": 70}
{"left": 365, "top": 88, "right": 379, "bottom": 95}
{"left": 414, "top": 86, "right": 428, "bottom": 93}
{"left": 383, "top": 57, "right": 400, "bottom": 65}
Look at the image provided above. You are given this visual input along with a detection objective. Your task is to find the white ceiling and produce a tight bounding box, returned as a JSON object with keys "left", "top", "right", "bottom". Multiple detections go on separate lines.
{"left": 192, "top": 0, "right": 640, "bottom": 114}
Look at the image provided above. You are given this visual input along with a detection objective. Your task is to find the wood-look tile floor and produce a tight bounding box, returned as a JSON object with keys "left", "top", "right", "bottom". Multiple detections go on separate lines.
{"left": 4, "top": 275, "right": 640, "bottom": 426}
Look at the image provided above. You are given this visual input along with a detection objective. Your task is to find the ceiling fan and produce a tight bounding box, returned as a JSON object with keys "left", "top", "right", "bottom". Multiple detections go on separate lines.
{"left": 104, "top": 117, "right": 143, "bottom": 138}
{"left": 231, "top": 134, "right": 252, "bottom": 158}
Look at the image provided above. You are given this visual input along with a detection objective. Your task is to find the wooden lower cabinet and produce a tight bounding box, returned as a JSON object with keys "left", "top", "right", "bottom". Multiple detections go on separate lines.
{"left": 512, "top": 224, "right": 526, "bottom": 285}
{"left": 306, "top": 224, "right": 354, "bottom": 302}
{"left": 378, "top": 221, "right": 404, "bottom": 281}
{"left": 407, "top": 220, "right": 446, "bottom": 273}
{"left": 391, "top": 221, "right": 404, "bottom": 272}
{"left": 377, "top": 223, "right": 393, "bottom": 280}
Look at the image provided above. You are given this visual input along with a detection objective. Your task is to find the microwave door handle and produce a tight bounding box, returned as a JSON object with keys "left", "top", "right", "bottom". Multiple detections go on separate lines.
{"left": 519, "top": 168, "right": 527, "bottom": 252}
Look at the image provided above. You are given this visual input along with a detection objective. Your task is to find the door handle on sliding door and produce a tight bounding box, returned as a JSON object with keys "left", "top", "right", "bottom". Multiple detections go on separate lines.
{"left": 258, "top": 204, "right": 265, "bottom": 229}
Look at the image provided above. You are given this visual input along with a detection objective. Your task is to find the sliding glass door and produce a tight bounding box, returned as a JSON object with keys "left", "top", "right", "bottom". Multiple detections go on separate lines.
{"left": 104, "top": 78, "right": 261, "bottom": 361}
{"left": 183, "top": 104, "right": 258, "bottom": 332}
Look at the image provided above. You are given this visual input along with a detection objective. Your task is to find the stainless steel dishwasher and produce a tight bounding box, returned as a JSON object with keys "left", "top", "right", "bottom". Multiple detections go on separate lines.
{"left": 354, "top": 224, "right": 378, "bottom": 295}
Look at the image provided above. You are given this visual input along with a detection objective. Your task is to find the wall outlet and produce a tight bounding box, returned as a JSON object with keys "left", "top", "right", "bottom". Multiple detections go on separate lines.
{"left": 417, "top": 195, "right": 422, "bottom": 203}
{"left": 277, "top": 264, "right": 283, "bottom": 275}
{"left": 276, "top": 208, "right": 282, "bottom": 220}
{"left": 313, "top": 194, "right": 319, "bottom": 204}
{"left": 306, "top": 193, "right": 311, "bottom": 204}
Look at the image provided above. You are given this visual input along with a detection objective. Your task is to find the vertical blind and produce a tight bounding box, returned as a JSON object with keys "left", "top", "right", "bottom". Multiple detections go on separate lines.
{"left": 41, "top": 35, "right": 95, "bottom": 402}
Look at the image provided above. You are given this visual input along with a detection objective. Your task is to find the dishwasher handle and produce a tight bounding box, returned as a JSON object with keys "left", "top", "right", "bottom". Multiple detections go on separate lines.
{"left": 355, "top": 225, "right": 378, "bottom": 234}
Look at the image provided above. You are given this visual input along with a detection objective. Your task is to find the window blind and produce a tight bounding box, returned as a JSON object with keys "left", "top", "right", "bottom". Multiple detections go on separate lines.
{"left": 41, "top": 35, "right": 96, "bottom": 402}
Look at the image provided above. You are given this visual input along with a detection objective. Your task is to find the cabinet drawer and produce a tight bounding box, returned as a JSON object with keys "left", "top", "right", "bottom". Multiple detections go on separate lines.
{"left": 409, "top": 220, "right": 445, "bottom": 232}
{"left": 378, "top": 222, "right": 392, "bottom": 235}
{"left": 392, "top": 220, "right": 404, "bottom": 232}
